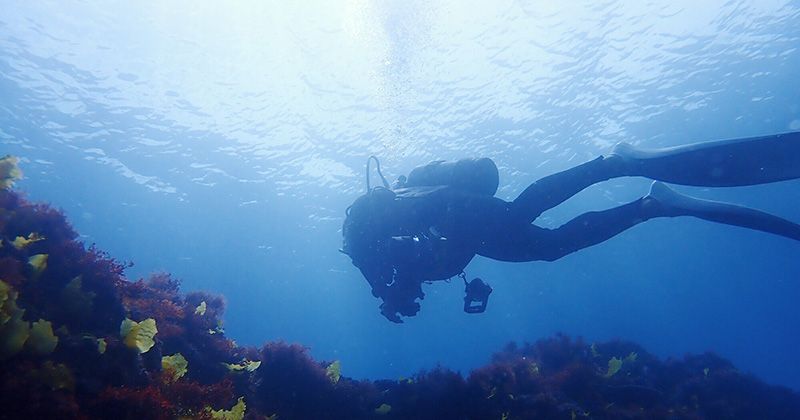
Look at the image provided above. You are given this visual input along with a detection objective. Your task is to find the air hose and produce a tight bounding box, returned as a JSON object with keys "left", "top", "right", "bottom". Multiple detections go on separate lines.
{"left": 366, "top": 156, "right": 390, "bottom": 192}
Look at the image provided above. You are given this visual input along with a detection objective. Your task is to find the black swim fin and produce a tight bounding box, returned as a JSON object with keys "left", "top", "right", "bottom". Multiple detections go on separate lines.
{"left": 613, "top": 131, "right": 800, "bottom": 187}
{"left": 647, "top": 181, "right": 800, "bottom": 242}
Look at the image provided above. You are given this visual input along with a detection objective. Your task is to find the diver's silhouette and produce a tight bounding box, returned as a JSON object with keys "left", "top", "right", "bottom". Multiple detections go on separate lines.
{"left": 341, "top": 132, "right": 800, "bottom": 322}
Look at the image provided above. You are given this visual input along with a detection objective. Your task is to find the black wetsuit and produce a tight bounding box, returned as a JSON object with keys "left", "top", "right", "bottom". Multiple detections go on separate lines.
{"left": 343, "top": 132, "right": 800, "bottom": 322}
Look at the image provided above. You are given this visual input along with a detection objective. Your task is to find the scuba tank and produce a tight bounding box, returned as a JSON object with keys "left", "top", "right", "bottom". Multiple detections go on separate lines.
{"left": 404, "top": 157, "right": 499, "bottom": 196}
{"left": 358, "top": 155, "right": 500, "bottom": 196}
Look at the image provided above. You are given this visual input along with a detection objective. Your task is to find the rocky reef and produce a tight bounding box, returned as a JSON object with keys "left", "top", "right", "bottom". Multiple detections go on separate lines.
{"left": 1, "top": 157, "right": 799, "bottom": 419}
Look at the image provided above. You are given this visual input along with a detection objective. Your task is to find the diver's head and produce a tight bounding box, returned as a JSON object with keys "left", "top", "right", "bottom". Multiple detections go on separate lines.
{"left": 342, "top": 187, "right": 398, "bottom": 295}
{"left": 341, "top": 187, "right": 396, "bottom": 261}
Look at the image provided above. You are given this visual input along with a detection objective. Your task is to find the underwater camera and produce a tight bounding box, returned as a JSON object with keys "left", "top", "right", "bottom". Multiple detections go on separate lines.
{"left": 463, "top": 276, "right": 492, "bottom": 314}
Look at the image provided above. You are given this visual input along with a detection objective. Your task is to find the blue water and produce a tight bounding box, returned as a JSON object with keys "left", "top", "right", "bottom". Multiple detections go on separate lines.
{"left": 3, "top": 0, "right": 800, "bottom": 390}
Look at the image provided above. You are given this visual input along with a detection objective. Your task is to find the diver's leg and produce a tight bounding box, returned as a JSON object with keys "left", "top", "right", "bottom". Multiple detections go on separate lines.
{"left": 479, "top": 198, "right": 649, "bottom": 262}
{"left": 511, "top": 155, "right": 627, "bottom": 223}
{"left": 482, "top": 182, "right": 800, "bottom": 262}
{"left": 613, "top": 131, "right": 800, "bottom": 187}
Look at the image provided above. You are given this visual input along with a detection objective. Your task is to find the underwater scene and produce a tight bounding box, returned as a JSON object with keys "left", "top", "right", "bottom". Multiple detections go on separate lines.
{"left": 2, "top": 1, "right": 800, "bottom": 419}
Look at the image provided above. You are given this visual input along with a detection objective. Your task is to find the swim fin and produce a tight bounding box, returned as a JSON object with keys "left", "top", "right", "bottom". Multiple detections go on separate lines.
{"left": 613, "top": 131, "right": 800, "bottom": 187}
{"left": 647, "top": 181, "right": 800, "bottom": 242}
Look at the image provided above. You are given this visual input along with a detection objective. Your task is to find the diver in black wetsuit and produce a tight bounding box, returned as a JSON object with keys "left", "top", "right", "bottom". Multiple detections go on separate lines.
{"left": 341, "top": 132, "right": 800, "bottom": 323}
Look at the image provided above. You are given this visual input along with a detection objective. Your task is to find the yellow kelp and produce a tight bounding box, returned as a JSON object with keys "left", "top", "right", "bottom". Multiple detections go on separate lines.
{"left": 120, "top": 318, "right": 158, "bottom": 353}
{"left": 12, "top": 233, "right": 45, "bottom": 250}
{"left": 0, "top": 310, "right": 29, "bottom": 360}
{"left": 0, "top": 280, "right": 30, "bottom": 359}
{"left": 604, "top": 352, "right": 638, "bottom": 378}
{"left": 604, "top": 357, "right": 623, "bottom": 378}
{"left": 223, "top": 360, "right": 261, "bottom": 373}
{"left": 0, "top": 155, "right": 22, "bottom": 189}
{"left": 208, "top": 397, "right": 246, "bottom": 420}
{"left": 528, "top": 361, "right": 540, "bottom": 376}
{"left": 27, "top": 319, "right": 58, "bottom": 354}
{"left": 0, "top": 280, "right": 12, "bottom": 324}
{"left": 195, "top": 301, "right": 207, "bottom": 316}
{"left": 374, "top": 403, "right": 392, "bottom": 415}
{"left": 326, "top": 360, "right": 341, "bottom": 384}
{"left": 28, "top": 254, "right": 48, "bottom": 274}
{"left": 162, "top": 353, "right": 189, "bottom": 381}
{"left": 208, "top": 319, "right": 224, "bottom": 335}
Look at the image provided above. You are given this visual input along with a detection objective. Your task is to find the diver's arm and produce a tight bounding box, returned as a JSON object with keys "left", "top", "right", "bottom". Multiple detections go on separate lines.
{"left": 378, "top": 227, "right": 476, "bottom": 322}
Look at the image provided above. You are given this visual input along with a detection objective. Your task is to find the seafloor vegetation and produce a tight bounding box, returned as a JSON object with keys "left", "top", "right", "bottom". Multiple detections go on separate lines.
{"left": 1, "top": 155, "right": 800, "bottom": 419}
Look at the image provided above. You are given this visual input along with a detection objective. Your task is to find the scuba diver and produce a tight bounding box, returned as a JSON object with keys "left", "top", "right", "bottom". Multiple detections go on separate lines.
{"left": 341, "top": 132, "right": 800, "bottom": 323}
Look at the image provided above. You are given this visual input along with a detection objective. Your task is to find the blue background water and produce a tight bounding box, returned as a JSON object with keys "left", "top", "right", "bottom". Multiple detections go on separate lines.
{"left": 2, "top": 0, "right": 800, "bottom": 389}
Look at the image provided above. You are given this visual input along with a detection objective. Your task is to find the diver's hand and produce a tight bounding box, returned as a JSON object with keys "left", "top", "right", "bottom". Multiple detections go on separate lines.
{"left": 379, "top": 296, "right": 421, "bottom": 323}
{"left": 376, "top": 271, "right": 424, "bottom": 323}
{"left": 380, "top": 303, "right": 404, "bottom": 323}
